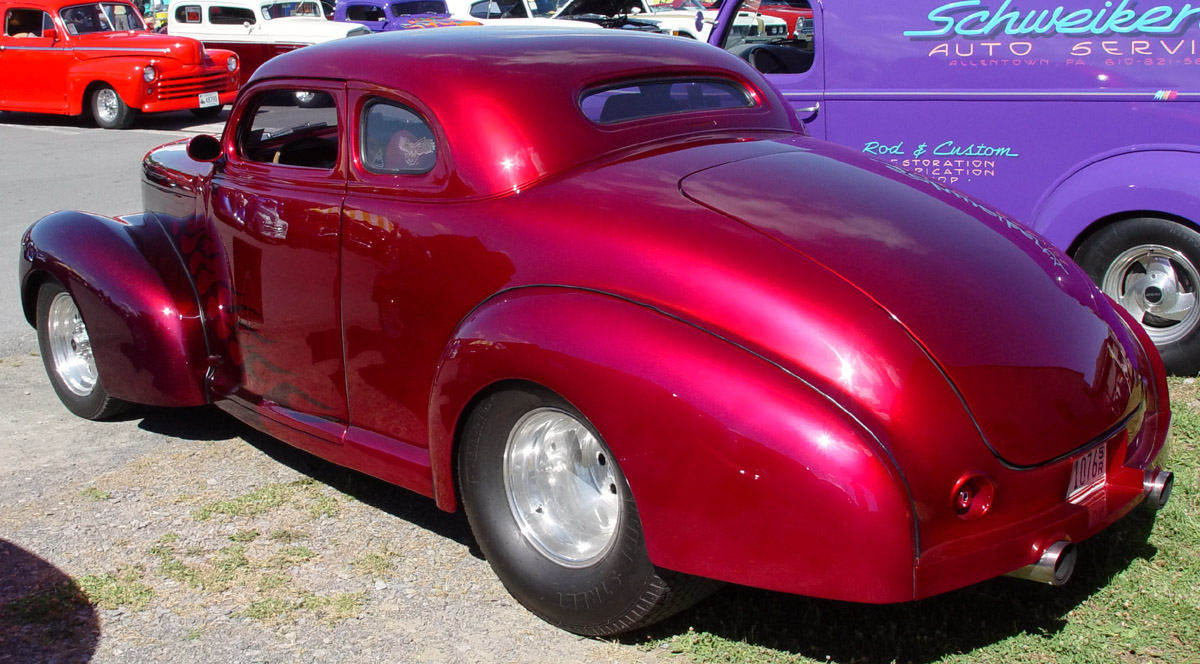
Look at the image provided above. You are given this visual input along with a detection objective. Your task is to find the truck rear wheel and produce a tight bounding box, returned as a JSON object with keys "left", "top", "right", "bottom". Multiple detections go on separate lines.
{"left": 1076, "top": 217, "right": 1200, "bottom": 374}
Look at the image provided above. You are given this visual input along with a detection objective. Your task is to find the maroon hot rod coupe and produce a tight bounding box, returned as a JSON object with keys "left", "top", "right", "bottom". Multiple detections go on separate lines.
{"left": 19, "top": 28, "right": 1175, "bottom": 635}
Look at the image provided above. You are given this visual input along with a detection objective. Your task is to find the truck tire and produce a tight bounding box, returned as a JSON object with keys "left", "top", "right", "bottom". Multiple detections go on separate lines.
{"left": 1075, "top": 216, "right": 1200, "bottom": 374}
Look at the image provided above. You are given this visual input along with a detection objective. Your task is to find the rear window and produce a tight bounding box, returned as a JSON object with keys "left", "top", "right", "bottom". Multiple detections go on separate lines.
{"left": 581, "top": 79, "right": 756, "bottom": 125}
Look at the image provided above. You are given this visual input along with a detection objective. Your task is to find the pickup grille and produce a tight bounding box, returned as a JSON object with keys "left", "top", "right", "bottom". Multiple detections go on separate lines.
{"left": 158, "top": 71, "right": 230, "bottom": 100}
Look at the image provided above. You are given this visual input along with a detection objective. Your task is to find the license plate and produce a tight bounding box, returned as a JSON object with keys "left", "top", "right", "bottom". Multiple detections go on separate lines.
{"left": 198, "top": 92, "right": 219, "bottom": 108}
{"left": 1066, "top": 445, "right": 1106, "bottom": 500}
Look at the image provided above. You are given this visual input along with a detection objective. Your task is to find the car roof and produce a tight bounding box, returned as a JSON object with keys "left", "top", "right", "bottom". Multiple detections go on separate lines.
{"left": 251, "top": 28, "right": 796, "bottom": 195}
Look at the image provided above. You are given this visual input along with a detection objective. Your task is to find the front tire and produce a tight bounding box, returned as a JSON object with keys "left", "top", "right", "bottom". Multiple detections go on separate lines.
{"left": 91, "top": 85, "right": 135, "bottom": 129}
{"left": 458, "top": 387, "right": 717, "bottom": 636}
{"left": 36, "top": 282, "right": 130, "bottom": 420}
{"left": 1075, "top": 217, "right": 1200, "bottom": 374}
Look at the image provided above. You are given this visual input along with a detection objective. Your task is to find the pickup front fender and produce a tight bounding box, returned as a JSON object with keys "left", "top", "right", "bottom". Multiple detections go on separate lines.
{"left": 428, "top": 286, "right": 917, "bottom": 602}
{"left": 20, "top": 211, "right": 210, "bottom": 407}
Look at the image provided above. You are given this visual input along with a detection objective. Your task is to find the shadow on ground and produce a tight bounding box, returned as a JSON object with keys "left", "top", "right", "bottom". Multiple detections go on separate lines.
{"left": 136, "top": 405, "right": 477, "bottom": 552}
{"left": 0, "top": 108, "right": 226, "bottom": 133}
{"left": 0, "top": 539, "right": 99, "bottom": 664}
{"left": 628, "top": 509, "right": 1159, "bottom": 663}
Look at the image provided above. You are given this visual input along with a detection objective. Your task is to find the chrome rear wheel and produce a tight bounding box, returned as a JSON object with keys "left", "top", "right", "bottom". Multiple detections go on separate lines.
{"left": 45, "top": 290, "right": 98, "bottom": 397}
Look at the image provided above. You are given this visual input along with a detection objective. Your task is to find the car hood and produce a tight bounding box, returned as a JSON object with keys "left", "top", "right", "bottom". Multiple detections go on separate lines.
{"left": 680, "top": 147, "right": 1141, "bottom": 467}
{"left": 72, "top": 31, "right": 204, "bottom": 63}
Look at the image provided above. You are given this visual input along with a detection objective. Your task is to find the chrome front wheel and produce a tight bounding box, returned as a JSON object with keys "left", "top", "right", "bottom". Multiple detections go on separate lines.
{"left": 91, "top": 85, "right": 134, "bottom": 129}
{"left": 36, "top": 282, "right": 129, "bottom": 420}
{"left": 45, "top": 290, "right": 98, "bottom": 397}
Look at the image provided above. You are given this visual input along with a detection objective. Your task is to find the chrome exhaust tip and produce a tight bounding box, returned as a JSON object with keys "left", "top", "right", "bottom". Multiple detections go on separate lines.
{"left": 1005, "top": 540, "right": 1076, "bottom": 586}
{"left": 1144, "top": 470, "right": 1174, "bottom": 510}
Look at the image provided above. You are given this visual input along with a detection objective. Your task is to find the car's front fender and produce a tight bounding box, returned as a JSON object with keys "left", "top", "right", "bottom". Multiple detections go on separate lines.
{"left": 20, "top": 210, "right": 210, "bottom": 407}
{"left": 65, "top": 60, "right": 146, "bottom": 114}
{"left": 428, "top": 286, "right": 918, "bottom": 602}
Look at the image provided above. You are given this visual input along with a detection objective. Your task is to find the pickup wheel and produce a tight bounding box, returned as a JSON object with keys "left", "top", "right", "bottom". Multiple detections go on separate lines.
{"left": 458, "top": 387, "right": 718, "bottom": 636}
{"left": 36, "top": 282, "right": 130, "bottom": 420}
{"left": 91, "top": 85, "right": 135, "bottom": 129}
{"left": 1075, "top": 217, "right": 1200, "bottom": 374}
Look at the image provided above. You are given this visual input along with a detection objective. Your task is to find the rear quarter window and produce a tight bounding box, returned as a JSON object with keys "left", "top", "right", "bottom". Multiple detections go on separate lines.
{"left": 581, "top": 79, "right": 756, "bottom": 124}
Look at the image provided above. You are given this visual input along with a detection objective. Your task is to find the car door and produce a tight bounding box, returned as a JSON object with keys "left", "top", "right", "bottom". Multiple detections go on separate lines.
{"left": 0, "top": 8, "right": 70, "bottom": 112}
{"left": 709, "top": 0, "right": 824, "bottom": 138}
{"left": 208, "top": 81, "right": 350, "bottom": 431}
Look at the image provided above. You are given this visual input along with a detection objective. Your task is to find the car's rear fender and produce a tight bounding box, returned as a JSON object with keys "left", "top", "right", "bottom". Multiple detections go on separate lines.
{"left": 429, "top": 286, "right": 919, "bottom": 602}
{"left": 20, "top": 210, "right": 210, "bottom": 407}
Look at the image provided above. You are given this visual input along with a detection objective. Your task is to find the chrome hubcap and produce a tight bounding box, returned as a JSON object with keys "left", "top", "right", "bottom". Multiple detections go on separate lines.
{"left": 96, "top": 88, "right": 119, "bottom": 124}
{"left": 46, "top": 292, "right": 97, "bottom": 397}
{"left": 1102, "top": 244, "right": 1200, "bottom": 345}
{"left": 503, "top": 408, "right": 621, "bottom": 567}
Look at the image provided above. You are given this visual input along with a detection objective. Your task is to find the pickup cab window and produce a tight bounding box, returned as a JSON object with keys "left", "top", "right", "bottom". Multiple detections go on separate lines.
{"left": 208, "top": 3, "right": 255, "bottom": 23}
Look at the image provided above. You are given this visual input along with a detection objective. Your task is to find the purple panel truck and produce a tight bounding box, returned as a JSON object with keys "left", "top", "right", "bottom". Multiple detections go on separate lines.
{"left": 710, "top": 0, "right": 1200, "bottom": 373}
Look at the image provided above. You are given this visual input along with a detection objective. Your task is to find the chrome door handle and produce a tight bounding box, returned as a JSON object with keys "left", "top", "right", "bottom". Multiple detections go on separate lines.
{"left": 795, "top": 102, "right": 820, "bottom": 122}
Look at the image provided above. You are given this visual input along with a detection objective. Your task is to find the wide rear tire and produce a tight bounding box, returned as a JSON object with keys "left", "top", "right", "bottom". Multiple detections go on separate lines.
{"left": 458, "top": 386, "right": 718, "bottom": 635}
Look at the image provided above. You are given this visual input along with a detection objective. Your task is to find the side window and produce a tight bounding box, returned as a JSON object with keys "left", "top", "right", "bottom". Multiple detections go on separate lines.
{"left": 346, "top": 3, "right": 386, "bottom": 20}
{"left": 360, "top": 100, "right": 436, "bottom": 174}
{"left": 468, "top": 0, "right": 497, "bottom": 18}
{"left": 241, "top": 89, "right": 340, "bottom": 169}
{"left": 4, "top": 8, "right": 46, "bottom": 36}
{"left": 209, "top": 4, "right": 255, "bottom": 24}
{"left": 175, "top": 3, "right": 201, "bottom": 21}
{"left": 581, "top": 79, "right": 756, "bottom": 124}
{"left": 720, "top": 0, "right": 814, "bottom": 75}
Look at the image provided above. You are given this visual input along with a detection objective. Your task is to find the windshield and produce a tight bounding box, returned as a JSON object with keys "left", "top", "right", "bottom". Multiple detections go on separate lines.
{"left": 261, "top": 0, "right": 323, "bottom": 18}
{"left": 60, "top": 2, "right": 146, "bottom": 34}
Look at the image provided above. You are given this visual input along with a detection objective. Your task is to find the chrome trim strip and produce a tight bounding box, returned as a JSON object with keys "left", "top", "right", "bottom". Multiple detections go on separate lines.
{"left": 783, "top": 90, "right": 1200, "bottom": 101}
{"left": 0, "top": 45, "right": 172, "bottom": 53}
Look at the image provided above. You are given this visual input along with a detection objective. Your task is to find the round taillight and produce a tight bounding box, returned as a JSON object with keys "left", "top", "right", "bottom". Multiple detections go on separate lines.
{"left": 951, "top": 473, "right": 995, "bottom": 520}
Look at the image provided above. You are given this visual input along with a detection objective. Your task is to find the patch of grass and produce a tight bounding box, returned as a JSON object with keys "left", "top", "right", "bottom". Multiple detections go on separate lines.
{"left": 79, "top": 487, "right": 111, "bottom": 501}
{"left": 0, "top": 582, "right": 86, "bottom": 624}
{"left": 237, "top": 592, "right": 365, "bottom": 625}
{"left": 638, "top": 379, "right": 1200, "bottom": 664}
{"left": 351, "top": 548, "right": 396, "bottom": 579}
{"left": 229, "top": 529, "right": 260, "bottom": 543}
{"left": 267, "top": 546, "right": 317, "bottom": 568}
{"left": 194, "top": 479, "right": 340, "bottom": 521}
{"left": 269, "top": 529, "right": 306, "bottom": 543}
{"left": 239, "top": 598, "right": 292, "bottom": 621}
{"left": 258, "top": 574, "right": 289, "bottom": 592}
{"left": 77, "top": 568, "right": 153, "bottom": 611}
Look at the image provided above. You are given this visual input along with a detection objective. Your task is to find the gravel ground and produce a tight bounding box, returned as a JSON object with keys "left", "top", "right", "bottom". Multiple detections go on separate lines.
{"left": 0, "top": 352, "right": 677, "bottom": 664}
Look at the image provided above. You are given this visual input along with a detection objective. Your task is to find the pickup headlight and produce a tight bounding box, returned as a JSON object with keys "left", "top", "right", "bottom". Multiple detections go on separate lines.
{"left": 143, "top": 65, "right": 157, "bottom": 83}
{"left": 227, "top": 55, "right": 238, "bottom": 72}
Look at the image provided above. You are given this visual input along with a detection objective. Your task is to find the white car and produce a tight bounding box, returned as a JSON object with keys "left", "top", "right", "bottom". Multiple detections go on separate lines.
{"left": 167, "top": 0, "right": 371, "bottom": 82}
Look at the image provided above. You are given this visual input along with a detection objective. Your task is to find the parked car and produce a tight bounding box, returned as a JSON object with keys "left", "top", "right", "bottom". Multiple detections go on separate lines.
{"left": 334, "top": 0, "right": 479, "bottom": 32}
{"left": 0, "top": 0, "right": 238, "bottom": 127}
{"left": 166, "top": 0, "right": 370, "bottom": 83}
{"left": 20, "top": 28, "right": 1174, "bottom": 636}
{"left": 711, "top": 0, "right": 1200, "bottom": 374}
